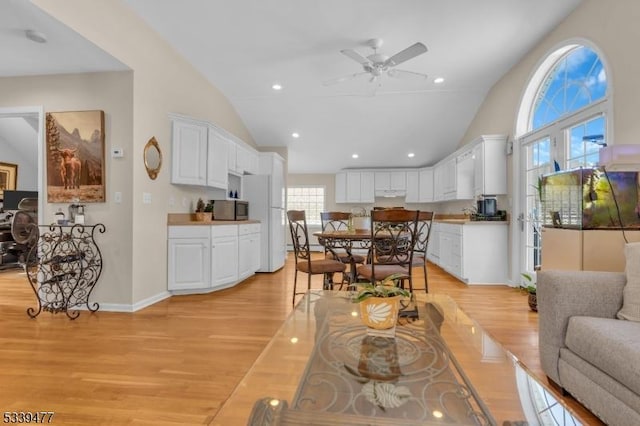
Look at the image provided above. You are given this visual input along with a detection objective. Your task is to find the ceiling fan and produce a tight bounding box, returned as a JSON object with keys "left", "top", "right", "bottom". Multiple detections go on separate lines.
{"left": 324, "top": 38, "right": 428, "bottom": 86}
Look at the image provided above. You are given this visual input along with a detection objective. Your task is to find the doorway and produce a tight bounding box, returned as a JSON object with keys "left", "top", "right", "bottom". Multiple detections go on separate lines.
{"left": 0, "top": 106, "right": 43, "bottom": 217}
{"left": 0, "top": 106, "right": 44, "bottom": 271}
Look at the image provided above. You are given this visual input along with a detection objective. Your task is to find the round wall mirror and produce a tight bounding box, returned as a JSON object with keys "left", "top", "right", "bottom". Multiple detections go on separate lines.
{"left": 144, "top": 136, "right": 162, "bottom": 180}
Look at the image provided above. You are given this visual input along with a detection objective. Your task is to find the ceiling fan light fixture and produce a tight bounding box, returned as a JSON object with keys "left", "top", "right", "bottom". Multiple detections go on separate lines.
{"left": 291, "top": 132, "right": 300, "bottom": 138}
{"left": 352, "top": 154, "right": 359, "bottom": 159}
{"left": 434, "top": 77, "right": 445, "bottom": 84}
{"left": 271, "top": 83, "right": 282, "bottom": 90}
{"left": 408, "top": 153, "right": 415, "bottom": 158}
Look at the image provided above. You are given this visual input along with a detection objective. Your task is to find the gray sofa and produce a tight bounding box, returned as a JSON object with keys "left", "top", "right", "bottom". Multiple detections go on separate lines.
{"left": 538, "top": 270, "right": 640, "bottom": 426}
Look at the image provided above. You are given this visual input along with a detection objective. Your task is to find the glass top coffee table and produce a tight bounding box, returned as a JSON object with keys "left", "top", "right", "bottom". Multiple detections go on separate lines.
{"left": 212, "top": 291, "right": 583, "bottom": 425}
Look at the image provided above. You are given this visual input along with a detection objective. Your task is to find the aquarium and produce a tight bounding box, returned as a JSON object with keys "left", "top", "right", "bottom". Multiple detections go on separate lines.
{"left": 540, "top": 167, "right": 640, "bottom": 229}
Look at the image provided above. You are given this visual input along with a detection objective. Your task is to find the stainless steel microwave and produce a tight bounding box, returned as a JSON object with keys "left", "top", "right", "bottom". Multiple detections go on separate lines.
{"left": 213, "top": 200, "right": 249, "bottom": 221}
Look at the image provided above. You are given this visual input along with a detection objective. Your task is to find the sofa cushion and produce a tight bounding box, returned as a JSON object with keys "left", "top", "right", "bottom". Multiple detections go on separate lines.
{"left": 565, "top": 316, "right": 640, "bottom": 395}
{"left": 618, "top": 242, "right": 640, "bottom": 322}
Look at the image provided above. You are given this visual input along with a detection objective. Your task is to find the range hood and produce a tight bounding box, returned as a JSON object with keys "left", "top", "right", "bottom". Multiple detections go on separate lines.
{"left": 375, "top": 189, "right": 407, "bottom": 198}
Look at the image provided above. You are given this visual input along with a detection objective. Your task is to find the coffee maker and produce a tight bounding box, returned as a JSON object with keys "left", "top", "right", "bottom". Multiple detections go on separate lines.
{"left": 477, "top": 196, "right": 497, "bottom": 217}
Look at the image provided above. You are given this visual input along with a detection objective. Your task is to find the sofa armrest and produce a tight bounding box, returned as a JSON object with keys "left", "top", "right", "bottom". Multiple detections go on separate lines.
{"left": 538, "top": 270, "right": 626, "bottom": 384}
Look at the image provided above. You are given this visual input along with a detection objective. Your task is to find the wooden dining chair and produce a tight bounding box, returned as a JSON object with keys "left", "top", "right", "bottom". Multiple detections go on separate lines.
{"left": 356, "top": 209, "right": 419, "bottom": 292}
{"left": 320, "top": 212, "right": 366, "bottom": 282}
{"left": 287, "top": 210, "right": 346, "bottom": 304}
{"left": 411, "top": 211, "right": 435, "bottom": 293}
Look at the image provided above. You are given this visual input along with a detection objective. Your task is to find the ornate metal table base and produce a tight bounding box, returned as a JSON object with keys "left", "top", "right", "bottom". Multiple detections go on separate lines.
{"left": 25, "top": 224, "right": 105, "bottom": 320}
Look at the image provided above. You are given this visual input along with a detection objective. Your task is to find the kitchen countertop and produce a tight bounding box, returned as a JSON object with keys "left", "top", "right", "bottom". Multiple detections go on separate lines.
{"left": 436, "top": 219, "right": 509, "bottom": 225}
{"left": 167, "top": 213, "right": 260, "bottom": 226}
{"left": 434, "top": 214, "right": 508, "bottom": 225}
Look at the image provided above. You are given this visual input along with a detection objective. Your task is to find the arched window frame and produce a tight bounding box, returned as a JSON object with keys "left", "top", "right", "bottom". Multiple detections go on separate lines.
{"left": 513, "top": 39, "right": 612, "bottom": 276}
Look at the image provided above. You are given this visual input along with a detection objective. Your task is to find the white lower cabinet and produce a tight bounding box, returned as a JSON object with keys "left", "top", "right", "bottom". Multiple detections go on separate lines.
{"left": 168, "top": 223, "right": 261, "bottom": 294}
{"left": 431, "top": 222, "right": 508, "bottom": 284}
{"left": 168, "top": 226, "right": 211, "bottom": 291}
{"left": 426, "top": 222, "right": 440, "bottom": 263}
{"left": 211, "top": 225, "right": 239, "bottom": 289}
{"left": 238, "top": 223, "right": 261, "bottom": 281}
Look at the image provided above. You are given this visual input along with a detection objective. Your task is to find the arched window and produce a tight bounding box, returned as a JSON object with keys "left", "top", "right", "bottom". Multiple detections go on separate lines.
{"left": 516, "top": 42, "right": 611, "bottom": 274}
{"left": 531, "top": 46, "right": 607, "bottom": 131}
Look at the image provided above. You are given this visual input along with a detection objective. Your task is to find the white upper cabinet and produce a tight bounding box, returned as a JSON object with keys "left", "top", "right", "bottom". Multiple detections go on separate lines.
{"left": 229, "top": 140, "right": 259, "bottom": 175}
{"left": 332, "top": 134, "right": 506, "bottom": 204}
{"left": 336, "top": 171, "right": 374, "bottom": 203}
{"left": 455, "top": 150, "right": 475, "bottom": 200}
{"left": 405, "top": 171, "right": 420, "bottom": 203}
{"left": 346, "top": 172, "right": 362, "bottom": 203}
{"left": 406, "top": 169, "right": 433, "bottom": 203}
{"left": 171, "top": 114, "right": 263, "bottom": 191}
{"left": 473, "top": 135, "right": 507, "bottom": 196}
{"left": 374, "top": 171, "right": 406, "bottom": 193}
{"left": 441, "top": 158, "right": 457, "bottom": 199}
{"left": 171, "top": 118, "right": 208, "bottom": 186}
{"left": 236, "top": 143, "right": 259, "bottom": 175}
{"left": 227, "top": 139, "right": 237, "bottom": 174}
{"left": 418, "top": 168, "right": 434, "bottom": 202}
{"left": 207, "top": 126, "right": 228, "bottom": 189}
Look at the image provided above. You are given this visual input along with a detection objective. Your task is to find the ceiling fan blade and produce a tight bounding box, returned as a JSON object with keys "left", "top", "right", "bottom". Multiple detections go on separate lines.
{"left": 322, "top": 72, "right": 368, "bottom": 86}
{"left": 340, "top": 49, "right": 371, "bottom": 65}
{"left": 384, "top": 42, "right": 427, "bottom": 67}
{"left": 388, "top": 69, "right": 428, "bottom": 80}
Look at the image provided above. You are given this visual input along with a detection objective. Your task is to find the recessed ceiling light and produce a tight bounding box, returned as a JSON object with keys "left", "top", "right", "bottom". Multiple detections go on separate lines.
{"left": 291, "top": 132, "right": 300, "bottom": 138}
{"left": 434, "top": 77, "right": 445, "bottom": 84}
{"left": 25, "top": 29, "right": 47, "bottom": 44}
{"left": 408, "top": 153, "right": 415, "bottom": 158}
{"left": 272, "top": 83, "right": 282, "bottom": 90}
{"left": 352, "top": 154, "right": 359, "bottom": 159}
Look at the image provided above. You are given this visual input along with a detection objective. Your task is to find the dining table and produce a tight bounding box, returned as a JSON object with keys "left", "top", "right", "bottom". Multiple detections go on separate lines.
{"left": 313, "top": 229, "right": 372, "bottom": 285}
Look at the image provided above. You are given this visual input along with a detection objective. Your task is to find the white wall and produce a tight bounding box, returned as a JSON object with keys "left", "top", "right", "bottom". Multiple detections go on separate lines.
{"left": 459, "top": 0, "right": 640, "bottom": 148}
{"left": 0, "top": 71, "right": 135, "bottom": 305}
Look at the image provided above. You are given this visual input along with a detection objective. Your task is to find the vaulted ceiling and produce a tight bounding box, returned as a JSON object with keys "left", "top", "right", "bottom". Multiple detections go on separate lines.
{"left": 1, "top": 0, "right": 583, "bottom": 173}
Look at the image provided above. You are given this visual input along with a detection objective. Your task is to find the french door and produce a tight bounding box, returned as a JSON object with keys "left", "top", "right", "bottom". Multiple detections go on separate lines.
{"left": 519, "top": 136, "right": 553, "bottom": 276}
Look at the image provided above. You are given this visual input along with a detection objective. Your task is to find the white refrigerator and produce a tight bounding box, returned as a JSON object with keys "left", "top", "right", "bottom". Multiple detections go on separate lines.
{"left": 244, "top": 174, "right": 286, "bottom": 272}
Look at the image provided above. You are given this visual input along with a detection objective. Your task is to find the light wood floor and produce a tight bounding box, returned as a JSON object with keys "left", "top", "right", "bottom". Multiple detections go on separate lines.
{"left": 0, "top": 255, "right": 602, "bottom": 425}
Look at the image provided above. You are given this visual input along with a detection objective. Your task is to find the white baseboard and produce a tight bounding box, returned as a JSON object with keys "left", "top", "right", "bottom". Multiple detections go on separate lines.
{"left": 73, "top": 291, "right": 172, "bottom": 313}
{"left": 131, "top": 291, "right": 172, "bottom": 312}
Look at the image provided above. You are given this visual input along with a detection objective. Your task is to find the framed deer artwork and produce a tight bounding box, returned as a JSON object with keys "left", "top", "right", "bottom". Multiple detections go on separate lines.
{"left": 46, "top": 110, "right": 105, "bottom": 203}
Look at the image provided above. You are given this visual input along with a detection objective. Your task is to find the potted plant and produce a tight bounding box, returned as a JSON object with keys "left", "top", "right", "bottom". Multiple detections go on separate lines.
{"left": 353, "top": 274, "right": 411, "bottom": 335}
{"left": 204, "top": 200, "right": 214, "bottom": 220}
{"left": 521, "top": 272, "right": 537, "bottom": 312}
{"left": 194, "top": 198, "right": 207, "bottom": 222}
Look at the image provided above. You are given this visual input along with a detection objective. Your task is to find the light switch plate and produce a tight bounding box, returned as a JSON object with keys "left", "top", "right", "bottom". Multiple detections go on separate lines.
{"left": 112, "top": 147, "right": 124, "bottom": 158}
{"left": 142, "top": 192, "right": 152, "bottom": 204}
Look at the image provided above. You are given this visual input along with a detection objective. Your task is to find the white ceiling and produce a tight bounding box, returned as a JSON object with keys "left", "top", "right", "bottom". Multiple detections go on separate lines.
{"left": 1, "top": 1, "right": 582, "bottom": 174}
{"left": 0, "top": 0, "right": 128, "bottom": 76}
{"left": 123, "top": 0, "right": 582, "bottom": 173}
